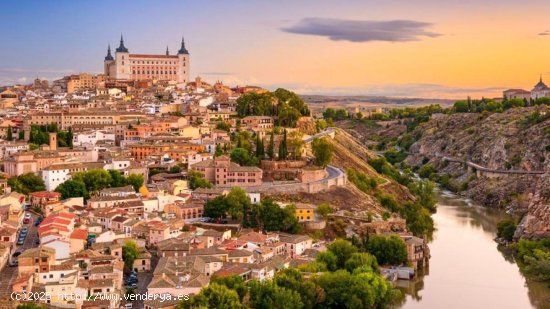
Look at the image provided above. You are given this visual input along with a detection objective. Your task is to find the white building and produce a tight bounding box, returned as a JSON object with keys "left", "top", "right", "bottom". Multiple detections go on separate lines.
{"left": 73, "top": 130, "right": 115, "bottom": 149}
{"left": 41, "top": 162, "right": 106, "bottom": 191}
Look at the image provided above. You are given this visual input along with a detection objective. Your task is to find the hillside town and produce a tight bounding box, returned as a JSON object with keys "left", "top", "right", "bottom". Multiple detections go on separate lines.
{"left": 0, "top": 38, "right": 429, "bottom": 309}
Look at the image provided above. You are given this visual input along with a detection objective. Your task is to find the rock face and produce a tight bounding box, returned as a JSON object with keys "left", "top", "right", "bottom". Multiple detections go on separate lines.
{"left": 516, "top": 176, "right": 550, "bottom": 239}
{"left": 405, "top": 107, "right": 549, "bottom": 235}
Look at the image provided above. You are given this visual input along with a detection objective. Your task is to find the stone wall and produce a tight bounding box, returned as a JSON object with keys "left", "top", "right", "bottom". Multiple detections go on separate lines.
{"left": 298, "top": 168, "right": 326, "bottom": 183}
{"left": 260, "top": 160, "right": 307, "bottom": 171}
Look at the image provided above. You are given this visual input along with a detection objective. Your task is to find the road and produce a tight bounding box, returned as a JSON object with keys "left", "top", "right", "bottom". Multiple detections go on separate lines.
{"left": 0, "top": 212, "right": 40, "bottom": 298}
{"left": 126, "top": 254, "right": 157, "bottom": 309}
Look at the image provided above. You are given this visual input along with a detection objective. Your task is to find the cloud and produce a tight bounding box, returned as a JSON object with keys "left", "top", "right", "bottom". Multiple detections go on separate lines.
{"left": 281, "top": 18, "right": 441, "bottom": 43}
{"left": 538, "top": 30, "right": 550, "bottom": 36}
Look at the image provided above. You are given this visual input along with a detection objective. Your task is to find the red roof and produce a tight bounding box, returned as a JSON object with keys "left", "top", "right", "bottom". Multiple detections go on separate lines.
{"left": 70, "top": 229, "right": 88, "bottom": 240}
{"left": 29, "top": 191, "right": 61, "bottom": 198}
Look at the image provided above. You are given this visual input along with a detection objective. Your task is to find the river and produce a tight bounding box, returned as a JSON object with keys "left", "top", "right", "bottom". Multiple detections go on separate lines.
{"left": 399, "top": 189, "right": 550, "bottom": 309}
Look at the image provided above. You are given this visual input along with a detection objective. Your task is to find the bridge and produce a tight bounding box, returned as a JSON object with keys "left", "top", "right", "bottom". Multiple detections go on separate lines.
{"left": 303, "top": 128, "right": 336, "bottom": 144}
{"left": 437, "top": 154, "right": 546, "bottom": 178}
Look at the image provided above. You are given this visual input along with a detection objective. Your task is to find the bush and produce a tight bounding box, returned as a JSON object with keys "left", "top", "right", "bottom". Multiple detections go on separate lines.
{"left": 496, "top": 219, "right": 516, "bottom": 241}
{"left": 347, "top": 169, "right": 377, "bottom": 193}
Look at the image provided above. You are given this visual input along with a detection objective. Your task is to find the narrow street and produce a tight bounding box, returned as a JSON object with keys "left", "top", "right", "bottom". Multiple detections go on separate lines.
{"left": 0, "top": 213, "right": 40, "bottom": 298}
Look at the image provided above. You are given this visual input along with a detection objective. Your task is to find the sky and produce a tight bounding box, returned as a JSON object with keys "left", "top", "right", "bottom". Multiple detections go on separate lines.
{"left": 2, "top": 0, "right": 550, "bottom": 99}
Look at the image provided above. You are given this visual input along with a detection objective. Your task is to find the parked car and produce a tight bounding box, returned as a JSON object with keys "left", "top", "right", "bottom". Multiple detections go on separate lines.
{"left": 17, "top": 238, "right": 25, "bottom": 245}
{"left": 12, "top": 251, "right": 21, "bottom": 258}
{"left": 9, "top": 259, "right": 18, "bottom": 267}
{"left": 34, "top": 217, "right": 43, "bottom": 226}
{"left": 130, "top": 283, "right": 138, "bottom": 289}
{"left": 124, "top": 303, "right": 133, "bottom": 309}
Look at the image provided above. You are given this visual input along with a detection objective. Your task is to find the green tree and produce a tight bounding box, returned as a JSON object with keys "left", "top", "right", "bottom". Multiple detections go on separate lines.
{"left": 249, "top": 280, "right": 303, "bottom": 309}
{"left": 278, "top": 129, "right": 288, "bottom": 160}
{"left": 267, "top": 131, "right": 275, "bottom": 159}
{"left": 204, "top": 196, "right": 229, "bottom": 220}
{"left": 312, "top": 137, "right": 333, "bottom": 168}
{"left": 315, "top": 202, "right": 333, "bottom": 219}
{"left": 126, "top": 174, "right": 144, "bottom": 191}
{"left": 215, "top": 144, "right": 224, "bottom": 156}
{"left": 497, "top": 219, "right": 517, "bottom": 242}
{"left": 108, "top": 170, "right": 127, "bottom": 187}
{"left": 188, "top": 171, "right": 212, "bottom": 190}
{"left": 255, "top": 134, "right": 265, "bottom": 158}
{"left": 314, "top": 269, "right": 395, "bottom": 308}
{"left": 259, "top": 200, "right": 301, "bottom": 233}
{"left": 55, "top": 180, "right": 89, "bottom": 200}
{"left": 365, "top": 235, "right": 408, "bottom": 265}
{"left": 453, "top": 100, "right": 470, "bottom": 113}
{"left": 215, "top": 121, "right": 231, "bottom": 132}
{"left": 230, "top": 147, "right": 254, "bottom": 166}
{"left": 8, "top": 173, "right": 46, "bottom": 195}
{"left": 316, "top": 251, "right": 338, "bottom": 271}
{"left": 181, "top": 283, "right": 244, "bottom": 309}
{"left": 344, "top": 252, "right": 378, "bottom": 273}
{"left": 225, "top": 187, "right": 251, "bottom": 222}
{"left": 210, "top": 275, "right": 247, "bottom": 301}
{"left": 122, "top": 240, "right": 139, "bottom": 270}
{"left": 72, "top": 169, "right": 112, "bottom": 193}
{"left": 66, "top": 127, "right": 73, "bottom": 148}
{"left": 18, "top": 130, "right": 24, "bottom": 140}
{"left": 6, "top": 125, "right": 13, "bottom": 141}
{"left": 327, "top": 239, "right": 358, "bottom": 269}
{"left": 274, "top": 268, "right": 325, "bottom": 309}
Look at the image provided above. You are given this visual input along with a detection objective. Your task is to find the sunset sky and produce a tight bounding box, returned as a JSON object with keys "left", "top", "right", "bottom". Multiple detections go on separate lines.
{"left": 2, "top": 0, "right": 550, "bottom": 98}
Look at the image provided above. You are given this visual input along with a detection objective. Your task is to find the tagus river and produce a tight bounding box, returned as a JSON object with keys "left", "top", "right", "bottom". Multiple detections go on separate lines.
{"left": 399, "top": 189, "right": 550, "bottom": 309}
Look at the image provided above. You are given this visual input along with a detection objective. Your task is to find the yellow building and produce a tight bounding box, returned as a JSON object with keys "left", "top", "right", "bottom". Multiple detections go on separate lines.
{"left": 294, "top": 203, "right": 316, "bottom": 222}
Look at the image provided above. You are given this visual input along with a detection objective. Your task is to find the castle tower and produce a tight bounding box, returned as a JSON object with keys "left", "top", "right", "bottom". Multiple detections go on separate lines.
{"left": 104, "top": 44, "right": 115, "bottom": 79}
{"left": 115, "top": 35, "right": 130, "bottom": 80}
{"left": 49, "top": 133, "right": 57, "bottom": 151}
{"left": 177, "top": 36, "right": 190, "bottom": 84}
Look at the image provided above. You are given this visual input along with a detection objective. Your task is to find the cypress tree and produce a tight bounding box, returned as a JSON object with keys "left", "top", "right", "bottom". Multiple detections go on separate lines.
{"left": 278, "top": 129, "right": 287, "bottom": 160}
{"left": 255, "top": 135, "right": 264, "bottom": 158}
{"left": 6, "top": 125, "right": 13, "bottom": 141}
{"left": 267, "top": 131, "right": 275, "bottom": 159}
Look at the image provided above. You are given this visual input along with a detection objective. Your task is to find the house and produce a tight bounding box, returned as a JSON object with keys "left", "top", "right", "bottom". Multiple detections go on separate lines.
{"left": 133, "top": 247, "right": 152, "bottom": 272}
{"left": 294, "top": 203, "right": 316, "bottom": 222}
{"left": 227, "top": 249, "right": 254, "bottom": 264}
{"left": 401, "top": 235, "right": 430, "bottom": 269}
{"left": 18, "top": 247, "right": 56, "bottom": 274}
{"left": 148, "top": 256, "right": 210, "bottom": 296}
{"left": 278, "top": 233, "right": 312, "bottom": 258}
{"left": 99, "top": 185, "right": 136, "bottom": 197}
{"left": 29, "top": 191, "right": 61, "bottom": 216}
{"left": 164, "top": 201, "right": 204, "bottom": 220}
{"left": 196, "top": 229, "right": 231, "bottom": 248}
{"left": 190, "top": 155, "right": 262, "bottom": 187}
{"left": 75, "top": 279, "right": 120, "bottom": 309}
{"left": 156, "top": 237, "right": 203, "bottom": 258}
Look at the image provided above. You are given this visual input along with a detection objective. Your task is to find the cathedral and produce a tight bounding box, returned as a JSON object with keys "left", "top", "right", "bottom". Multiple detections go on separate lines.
{"left": 104, "top": 35, "right": 190, "bottom": 84}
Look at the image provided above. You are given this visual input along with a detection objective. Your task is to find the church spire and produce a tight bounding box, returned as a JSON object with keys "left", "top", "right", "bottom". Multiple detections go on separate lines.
{"left": 178, "top": 36, "right": 189, "bottom": 55}
{"left": 104, "top": 44, "right": 114, "bottom": 61}
{"left": 116, "top": 34, "right": 129, "bottom": 53}
{"left": 166, "top": 45, "right": 169, "bottom": 56}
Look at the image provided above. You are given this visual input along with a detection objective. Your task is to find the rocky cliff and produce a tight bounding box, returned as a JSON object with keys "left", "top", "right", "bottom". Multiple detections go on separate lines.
{"left": 405, "top": 106, "right": 549, "bottom": 235}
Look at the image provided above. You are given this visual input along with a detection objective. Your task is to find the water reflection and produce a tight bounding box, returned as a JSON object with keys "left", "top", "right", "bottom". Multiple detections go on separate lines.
{"left": 399, "top": 189, "right": 550, "bottom": 309}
